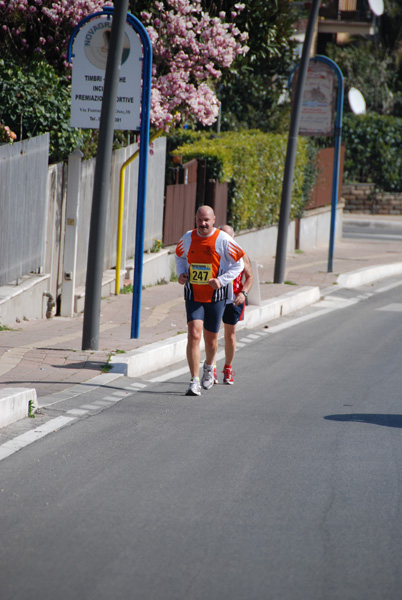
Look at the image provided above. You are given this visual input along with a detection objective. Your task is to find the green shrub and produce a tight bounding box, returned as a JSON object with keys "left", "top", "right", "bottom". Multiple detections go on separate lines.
{"left": 173, "top": 130, "right": 313, "bottom": 231}
{"left": 0, "top": 56, "right": 129, "bottom": 164}
{"left": 341, "top": 113, "right": 402, "bottom": 192}
{"left": 0, "top": 57, "right": 86, "bottom": 164}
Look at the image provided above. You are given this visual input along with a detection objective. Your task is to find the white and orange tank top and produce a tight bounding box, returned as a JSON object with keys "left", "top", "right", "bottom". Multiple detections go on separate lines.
{"left": 175, "top": 228, "right": 244, "bottom": 303}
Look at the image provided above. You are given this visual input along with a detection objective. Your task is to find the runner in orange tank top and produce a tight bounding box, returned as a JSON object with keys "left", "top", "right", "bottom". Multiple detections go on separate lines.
{"left": 175, "top": 206, "right": 245, "bottom": 396}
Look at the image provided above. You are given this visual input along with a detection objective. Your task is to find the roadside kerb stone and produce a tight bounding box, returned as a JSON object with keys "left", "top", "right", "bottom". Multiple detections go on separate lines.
{"left": 337, "top": 262, "right": 402, "bottom": 289}
{"left": 0, "top": 388, "right": 38, "bottom": 428}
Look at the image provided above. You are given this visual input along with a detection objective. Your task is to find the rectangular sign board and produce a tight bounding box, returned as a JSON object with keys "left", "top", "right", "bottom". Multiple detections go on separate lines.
{"left": 293, "top": 61, "right": 336, "bottom": 137}
{"left": 70, "top": 15, "right": 142, "bottom": 130}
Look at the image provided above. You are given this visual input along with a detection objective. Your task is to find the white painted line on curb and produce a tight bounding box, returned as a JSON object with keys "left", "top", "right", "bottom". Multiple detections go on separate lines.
{"left": 67, "top": 409, "right": 89, "bottom": 416}
{"left": 0, "top": 416, "right": 76, "bottom": 462}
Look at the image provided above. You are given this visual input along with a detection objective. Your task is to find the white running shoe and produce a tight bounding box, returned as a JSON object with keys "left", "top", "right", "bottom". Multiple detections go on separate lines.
{"left": 201, "top": 362, "right": 215, "bottom": 390}
{"left": 186, "top": 377, "right": 201, "bottom": 396}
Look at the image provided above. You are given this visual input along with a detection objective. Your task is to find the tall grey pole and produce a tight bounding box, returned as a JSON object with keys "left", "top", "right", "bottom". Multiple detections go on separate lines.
{"left": 82, "top": 0, "right": 129, "bottom": 350}
{"left": 273, "top": 0, "right": 321, "bottom": 283}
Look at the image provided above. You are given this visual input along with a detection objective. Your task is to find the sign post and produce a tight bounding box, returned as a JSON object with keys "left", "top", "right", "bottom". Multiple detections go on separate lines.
{"left": 273, "top": 0, "right": 321, "bottom": 284}
{"left": 68, "top": 8, "right": 152, "bottom": 347}
{"left": 294, "top": 56, "right": 343, "bottom": 272}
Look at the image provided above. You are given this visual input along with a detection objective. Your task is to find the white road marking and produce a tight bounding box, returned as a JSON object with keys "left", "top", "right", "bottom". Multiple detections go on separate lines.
{"left": 377, "top": 303, "right": 402, "bottom": 312}
{"left": 375, "top": 280, "right": 402, "bottom": 294}
{"left": 93, "top": 400, "right": 116, "bottom": 406}
{"left": 267, "top": 308, "right": 335, "bottom": 333}
{"left": 0, "top": 416, "right": 76, "bottom": 462}
{"left": 148, "top": 366, "right": 189, "bottom": 382}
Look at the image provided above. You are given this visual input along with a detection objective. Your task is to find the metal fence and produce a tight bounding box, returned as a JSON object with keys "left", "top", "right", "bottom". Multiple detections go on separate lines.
{"left": 0, "top": 134, "right": 49, "bottom": 286}
{"left": 0, "top": 135, "right": 167, "bottom": 301}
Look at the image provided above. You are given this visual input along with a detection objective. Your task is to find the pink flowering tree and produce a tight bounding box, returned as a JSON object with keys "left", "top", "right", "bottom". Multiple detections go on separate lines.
{"left": 0, "top": 0, "right": 248, "bottom": 153}
{"left": 0, "top": 0, "right": 113, "bottom": 71}
{"left": 138, "top": 0, "right": 248, "bottom": 130}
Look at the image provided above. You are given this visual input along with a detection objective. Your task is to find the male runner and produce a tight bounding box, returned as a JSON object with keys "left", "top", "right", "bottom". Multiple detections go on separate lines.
{"left": 175, "top": 206, "right": 245, "bottom": 396}
{"left": 218, "top": 225, "right": 253, "bottom": 385}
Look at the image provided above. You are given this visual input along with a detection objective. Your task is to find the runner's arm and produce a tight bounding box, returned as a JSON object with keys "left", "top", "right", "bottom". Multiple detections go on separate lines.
{"left": 216, "top": 256, "right": 244, "bottom": 288}
{"left": 175, "top": 236, "right": 189, "bottom": 285}
{"left": 233, "top": 254, "right": 253, "bottom": 306}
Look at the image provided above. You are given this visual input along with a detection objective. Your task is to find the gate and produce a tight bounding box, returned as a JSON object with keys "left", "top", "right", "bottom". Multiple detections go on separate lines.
{"left": 163, "top": 158, "right": 228, "bottom": 246}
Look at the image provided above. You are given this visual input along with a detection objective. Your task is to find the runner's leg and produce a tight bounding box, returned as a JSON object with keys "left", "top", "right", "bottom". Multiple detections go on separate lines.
{"left": 224, "top": 323, "right": 236, "bottom": 366}
{"left": 187, "top": 319, "right": 203, "bottom": 377}
{"left": 203, "top": 328, "right": 219, "bottom": 367}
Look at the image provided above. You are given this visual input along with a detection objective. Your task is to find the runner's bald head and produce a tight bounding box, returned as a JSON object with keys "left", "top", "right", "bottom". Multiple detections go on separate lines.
{"left": 220, "top": 224, "right": 234, "bottom": 238}
{"left": 196, "top": 205, "right": 215, "bottom": 219}
{"left": 196, "top": 205, "right": 216, "bottom": 237}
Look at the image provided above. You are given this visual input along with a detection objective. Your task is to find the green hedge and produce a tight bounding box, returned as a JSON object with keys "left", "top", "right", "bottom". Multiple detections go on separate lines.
{"left": 173, "top": 130, "right": 313, "bottom": 231}
{"left": 342, "top": 113, "right": 402, "bottom": 192}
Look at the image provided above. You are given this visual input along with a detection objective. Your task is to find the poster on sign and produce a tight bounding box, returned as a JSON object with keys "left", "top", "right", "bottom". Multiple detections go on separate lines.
{"left": 70, "top": 14, "right": 142, "bottom": 130}
{"left": 292, "top": 60, "right": 337, "bottom": 137}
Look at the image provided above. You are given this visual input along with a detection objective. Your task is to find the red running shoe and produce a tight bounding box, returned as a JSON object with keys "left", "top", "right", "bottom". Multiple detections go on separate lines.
{"left": 213, "top": 365, "right": 219, "bottom": 384}
{"left": 222, "top": 364, "right": 234, "bottom": 385}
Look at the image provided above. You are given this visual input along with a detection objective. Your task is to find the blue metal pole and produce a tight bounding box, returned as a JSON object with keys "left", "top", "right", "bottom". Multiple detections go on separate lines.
{"left": 125, "top": 14, "right": 152, "bottom": 339}
{"left": 311, "top": 56, "right": 344, "bottom": 273}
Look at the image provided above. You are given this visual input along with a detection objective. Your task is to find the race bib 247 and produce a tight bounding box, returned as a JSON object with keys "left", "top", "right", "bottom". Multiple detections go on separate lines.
{"left": 189, "top": 263, "right": 212, "bottom": 285}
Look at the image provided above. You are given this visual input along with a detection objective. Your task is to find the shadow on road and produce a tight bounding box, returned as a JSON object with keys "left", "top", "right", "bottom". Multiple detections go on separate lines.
{"left": 325, "top": 414, "right": 402, "bottom": 428}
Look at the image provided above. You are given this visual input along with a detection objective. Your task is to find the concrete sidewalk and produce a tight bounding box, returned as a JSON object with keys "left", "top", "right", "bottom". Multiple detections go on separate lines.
{"left": 1, "top": 219, "right": 402, "bottom": 428}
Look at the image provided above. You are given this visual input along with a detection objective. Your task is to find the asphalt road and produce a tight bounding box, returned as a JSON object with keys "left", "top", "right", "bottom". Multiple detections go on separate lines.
{"left": 2, "top": 278, "right": 402, "bottom": 599}
{"left": 343, "top": 220, "right": 402, "bottom": 241}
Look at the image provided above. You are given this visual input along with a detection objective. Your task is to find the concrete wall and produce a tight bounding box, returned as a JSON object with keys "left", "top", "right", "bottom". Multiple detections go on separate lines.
{"left": 232, "top": 203, "right": 342, "bottom": 259}
{"left": 298, "top": 203, "right": 343, "bottom": 251}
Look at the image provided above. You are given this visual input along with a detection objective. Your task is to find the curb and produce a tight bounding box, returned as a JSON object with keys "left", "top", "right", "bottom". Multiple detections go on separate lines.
{"left": 337, "top": 262, "right": 402, "bottom": 288}
{"left": 343, "top": 217, "right": 402, "bottom": 230}
{"left": 0, "top": 388, "right": 38, "bottom": 429}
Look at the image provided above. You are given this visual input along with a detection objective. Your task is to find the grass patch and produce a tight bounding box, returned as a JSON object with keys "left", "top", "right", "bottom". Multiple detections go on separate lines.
{"left": 120, "top": 284, "right": 133, "bottom": 294}
{"left": 0, "top": 323, "right": 16, "bottom": 331}
{"left": 101, "top": 349, "right": 126, "bottom": 373}
{"left": 28, "top": 400, "right": 36, "bottom": 418}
